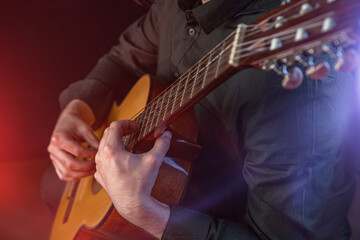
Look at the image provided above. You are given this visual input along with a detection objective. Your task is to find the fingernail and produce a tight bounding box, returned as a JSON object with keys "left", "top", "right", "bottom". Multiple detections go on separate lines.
{"left": 163, "top": 131, "right": 172, "bottom": 139}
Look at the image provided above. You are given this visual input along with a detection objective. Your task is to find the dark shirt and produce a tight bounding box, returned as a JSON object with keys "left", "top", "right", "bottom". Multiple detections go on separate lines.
{"left": 59, "top": 0, "right": 356, "bottom": 239}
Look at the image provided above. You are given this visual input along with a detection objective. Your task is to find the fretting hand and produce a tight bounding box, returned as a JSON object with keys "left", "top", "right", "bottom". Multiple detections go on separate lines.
{"left": 94, "top": 120, "right": 172, "bottom": 239}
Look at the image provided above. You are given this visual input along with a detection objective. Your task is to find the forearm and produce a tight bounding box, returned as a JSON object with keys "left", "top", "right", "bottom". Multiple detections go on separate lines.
{"left": 61, "top": 99, "right": 96, "bottom": 126}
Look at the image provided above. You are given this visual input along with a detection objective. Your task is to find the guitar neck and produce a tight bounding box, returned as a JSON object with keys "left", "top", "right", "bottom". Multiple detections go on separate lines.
{"left": 123, "top": 0, "right": 360, "bottom": 151}
{"left": 124, "top": 30, "right": 243, "bottom": 150}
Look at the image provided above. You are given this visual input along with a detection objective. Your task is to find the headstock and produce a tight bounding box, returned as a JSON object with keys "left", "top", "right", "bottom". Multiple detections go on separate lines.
{"left": 229, "top": 0, "right": 360, "bottom": 86}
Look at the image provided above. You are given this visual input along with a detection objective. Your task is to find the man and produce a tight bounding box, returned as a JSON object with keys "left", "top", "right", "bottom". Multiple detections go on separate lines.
{"left": 47, "top": 0, "right": 358, "bottom": 239}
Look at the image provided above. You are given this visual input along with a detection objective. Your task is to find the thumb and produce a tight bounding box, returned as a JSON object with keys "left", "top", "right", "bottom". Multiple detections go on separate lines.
{"left": 149, "top": 131, "right": 172, "bottom": 163}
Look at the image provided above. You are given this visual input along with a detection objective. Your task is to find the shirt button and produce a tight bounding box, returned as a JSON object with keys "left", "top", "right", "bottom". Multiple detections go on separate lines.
{"left": 188, "top": 28, "right": 196, "bottom": 36}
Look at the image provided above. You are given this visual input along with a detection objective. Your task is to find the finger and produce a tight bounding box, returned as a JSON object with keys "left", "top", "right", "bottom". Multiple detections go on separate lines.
{"left": 81, "top": 128, "right": 100, "bottom": 150}
{"left": 111, "top": 120, "right": 140, "bottom": 135}
{"left": 48, "top": 145, "right": 96, "bottom": 171}
{"left": 50, "top": 154, "right": 94, "bottom": 181}
{"left": 98, "top": 127, "right": 110, "bottom": 153}
{"left": 148, "top": 131, "right": 172, "bottom": 165}
{"left": 54, "top": 135, "right": 98, "bottom": 159}
{"left": 106, "top": 120, "right": 139, "bottom": 150}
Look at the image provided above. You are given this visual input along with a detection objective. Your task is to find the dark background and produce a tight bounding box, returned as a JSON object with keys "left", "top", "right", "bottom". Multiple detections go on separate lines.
{"left": 0, "top": 1, "right": 146, "bottom": 239}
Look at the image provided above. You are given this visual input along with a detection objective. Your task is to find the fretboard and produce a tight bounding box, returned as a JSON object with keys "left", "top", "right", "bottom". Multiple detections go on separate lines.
{"left": 123, "top": 29, "right": 242, "bottom": 151}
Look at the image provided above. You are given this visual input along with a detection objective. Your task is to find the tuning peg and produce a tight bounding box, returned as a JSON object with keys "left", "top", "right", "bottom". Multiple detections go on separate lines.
{"left": 282, "top": 66, "right": 304, "bottom": 89}
{"left": 335, "top": 48, "right": 360, "bottom": 72}
{"left": 322, "top": 43, "right": 343, "bottom": 58}
{"left": 305, "top": 61, "right": 331, "bottom": 80}
{"left": 281, "top": 0, "right": 291, "bottom": 5}
{"left": 294, "top": 54, "right": 314, "bottom": 67}
{"left": 300, "top": 3, "right": 314, "bottom": 15}
{"left": 322, "top": 17, "right": 336, "bottom": 32}
{"left": 295, "top": 28, "right": 309, "bottom": 42}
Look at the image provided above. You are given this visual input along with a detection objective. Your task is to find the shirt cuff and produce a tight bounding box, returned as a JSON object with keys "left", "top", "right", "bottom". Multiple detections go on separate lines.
{"left": 162, "top": 205, "right": 210, "bottom": 240}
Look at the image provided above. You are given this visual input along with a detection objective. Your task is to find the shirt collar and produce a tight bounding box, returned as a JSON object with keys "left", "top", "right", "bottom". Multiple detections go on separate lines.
{"left": 190, "top": 0, "right": 255, "bottom": 34}
{"left": 178, "top": 0, "right": 282, "bottom": 34}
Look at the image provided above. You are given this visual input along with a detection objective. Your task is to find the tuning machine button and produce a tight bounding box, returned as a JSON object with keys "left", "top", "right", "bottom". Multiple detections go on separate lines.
{"left": 305, "top": 62, "right": 331, "bottom": 80}
{"left": 335, "top": 48, "right": 359, "bottom": 72}
{"left": 261, "top": 61, "right": 303, "bottom": 89}
{"left": 282, "top": 66, "right": 304, "bottom": 89}
{"left": 295, "top": 53, "right": 330, "bottom": 80}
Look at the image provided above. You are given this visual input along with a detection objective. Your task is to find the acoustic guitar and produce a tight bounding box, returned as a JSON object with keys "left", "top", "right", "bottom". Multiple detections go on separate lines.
{"left": 50, "top": 0, "right": 360, "bottom": 239}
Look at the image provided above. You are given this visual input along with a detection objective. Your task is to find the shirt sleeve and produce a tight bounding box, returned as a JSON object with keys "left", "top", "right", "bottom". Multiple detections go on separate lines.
{"left": 59, "top": 1, "right": 163, "bottom": 128}
{"left": 162, "top": 205, "right": 260, "bottom": 240}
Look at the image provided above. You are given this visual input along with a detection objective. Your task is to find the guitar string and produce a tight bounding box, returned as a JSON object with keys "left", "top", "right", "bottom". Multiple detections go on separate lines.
{"left": 151, "top": 15, "right": 329, "bottom": 109}
{"left": 238, "top": 0, "right": 314, "bottom": 39}
{"left": 234, "top": 15, "right": 332, "bottom": 56}
{"left": 127, "top": 4, "right": 332, "bottom": 125}
{"left": 128, "top": 33, "right": 236, "bottom": 123}
{"left": 123, "top": 17, "right": 332, "bottom": 147}
{"left": 125, "top": 0, "right": 330, "bottom": 125}
{"left": 125, "top": 1, "right": 321, "bottom": 124}
{"left": 124, "top": 20, "right": 321, "bottom": 148}
{"left": 124, "top": 44, "right": 234, "bottom": 147}
{"left": 133, "top": 18, "right": 318, "bottom": 121}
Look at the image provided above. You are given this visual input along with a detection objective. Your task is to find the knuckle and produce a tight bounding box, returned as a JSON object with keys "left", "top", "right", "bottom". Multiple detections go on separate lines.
{"left": 51, "top": 133, "right": 63, "bottom": 144}
{"left": 146, "top": 155, "right": 160, "bottom": 169}
{"left": 109, "top": 122, "right": 117, "bottom": 129}
{"left": 58, "top": 174, "right": 67, "bottom": 181}
{"left": 64, "top": 161, "right": 75, "bottom": 170}
{"left": 47, "top": 144, "right": 53, "bottom": 153}
{"left": 95, "top": 156, "right": 101, "bottom": 166}
{"left": 79, "top": 124, "right": 91, "bottom": 134}
{"left": 73, "top": 149, "right": 80, "bottom": 157}
{"left": 104, "top": 145, "right": 115, "bottom": 157}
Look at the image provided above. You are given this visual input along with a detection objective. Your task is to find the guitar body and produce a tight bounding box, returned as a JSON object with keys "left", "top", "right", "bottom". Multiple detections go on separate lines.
{"left": 50, "top": 75, "right": 200, "bottom": 240}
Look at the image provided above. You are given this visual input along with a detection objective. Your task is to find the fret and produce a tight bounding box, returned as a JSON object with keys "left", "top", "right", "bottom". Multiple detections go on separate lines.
{"left": 133, "top": 109, "right": 144, "bottom": 125}
{"left": 163, "top": 87, "right": 172, "bottom": 121}
{"left": 148, "top": 100, "right": 159, "bottom": 136}
{"left": 180, "top": 71, "right": 191, "bottom": 107}
{"left": 123, "top": 135, "right": 130, "bottom": 147}
{"left": 215, "top": 41, "right": 226, "bottom": 79}
{"left": 139, "top": 103, "right": 153, "bottom": 139}
{"left": 190, "top": 64, "right": 201, "bottom": 98}
{"left": 171, "top": 76, "right": 182, "bottom": 114}
{"left": 155, "top": 93, "right": 166, "bottom": 127}
{"left": 132, "top": 130, "right": 141, "bottom": 148}
{"left": 201, "top": 53, "right": 212, "bottom": 89}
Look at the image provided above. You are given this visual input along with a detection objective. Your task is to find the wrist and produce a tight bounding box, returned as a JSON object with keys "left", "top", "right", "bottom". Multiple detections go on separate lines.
{"left": 113, "top": 197, "right": 170, "bottom": 239}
